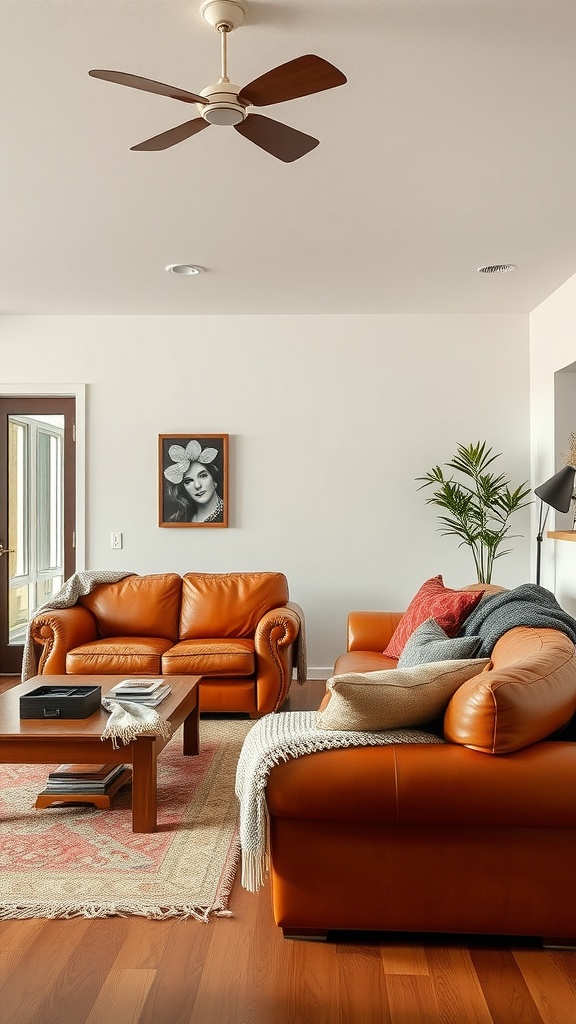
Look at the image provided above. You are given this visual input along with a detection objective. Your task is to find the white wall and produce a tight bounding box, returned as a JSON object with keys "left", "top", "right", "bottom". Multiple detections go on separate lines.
{"left": 1, "top": 313, "right": 531, "bottom": 675}
{"left": 531, "top": 274, "right": 576, "bottom": 614}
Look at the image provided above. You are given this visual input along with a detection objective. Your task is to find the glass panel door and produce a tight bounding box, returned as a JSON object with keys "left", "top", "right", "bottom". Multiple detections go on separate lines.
{"left": 8, "top": 415, "right": 65, "bottom": 646}
{"left": 7, "top": 418, "right": 29, "bottom": 644}
{"left": 0, "top": 397, "right": 76, "bottom": 674}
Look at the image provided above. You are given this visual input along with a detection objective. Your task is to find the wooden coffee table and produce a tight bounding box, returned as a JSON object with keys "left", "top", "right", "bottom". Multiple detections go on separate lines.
{"left": 0, "top": 674, "right": 201, "bottom": 833}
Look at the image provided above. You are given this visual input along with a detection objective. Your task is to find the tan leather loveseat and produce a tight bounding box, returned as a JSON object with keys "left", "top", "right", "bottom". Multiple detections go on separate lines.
{"left": 265, "top": 601, "right": 576, "bottom": 942}
{"left": 30, "top": 571, "right": 304, "bottom": 716}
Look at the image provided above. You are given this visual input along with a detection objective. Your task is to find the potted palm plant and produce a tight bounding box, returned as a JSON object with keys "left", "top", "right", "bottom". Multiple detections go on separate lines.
{"left": 416, "top": 441, "right": 531, "bottom": 584}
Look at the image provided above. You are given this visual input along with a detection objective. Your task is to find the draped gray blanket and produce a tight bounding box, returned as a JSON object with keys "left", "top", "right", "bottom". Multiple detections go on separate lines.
{"left": 459, "top": 583, "right": 576, "bottom": 658}
{"left": 21, "top": 570, "right": 136, "bottom": 681}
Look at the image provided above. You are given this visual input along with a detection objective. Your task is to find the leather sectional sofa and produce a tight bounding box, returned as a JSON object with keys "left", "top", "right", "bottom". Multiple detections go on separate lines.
{"left": 29, "top": 571, "right": 304, "bottom": 716}
{"left": 264, "top": 591, "right": 576, "bottom": 942}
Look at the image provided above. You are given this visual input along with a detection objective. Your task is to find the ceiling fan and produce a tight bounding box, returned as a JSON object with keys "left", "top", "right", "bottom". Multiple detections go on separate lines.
{"left": 89, "top": 0, "right": 347, "bottom": 163}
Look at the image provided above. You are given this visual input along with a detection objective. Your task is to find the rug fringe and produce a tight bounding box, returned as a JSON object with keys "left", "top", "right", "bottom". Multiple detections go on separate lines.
{"left": 0, "top": 720, "right": 251, "bottom": 924}
{"left": 0, "top": 902, "right": 228, "bottom": 922}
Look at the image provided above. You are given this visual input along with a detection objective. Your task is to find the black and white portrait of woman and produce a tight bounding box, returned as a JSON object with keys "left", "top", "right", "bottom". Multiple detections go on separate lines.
{"left": 159, "top": 434, "right": 228, "bottom": 527}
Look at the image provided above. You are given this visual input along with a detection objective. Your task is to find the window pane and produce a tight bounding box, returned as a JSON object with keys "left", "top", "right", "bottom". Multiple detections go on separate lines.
{"left": 8, "top": 584, "right": 29, "bottom": 645}
{"left": 37, "top": 429, "right": 63, "bottom": 571}
{"left": 35, "top": 575, "right": 63, "bottom": 610}
{"left": 8, "top": 419, "right": 28, "bottom": 578}
{"left": 51, "top": 434, "right": 62, "bottom": 566}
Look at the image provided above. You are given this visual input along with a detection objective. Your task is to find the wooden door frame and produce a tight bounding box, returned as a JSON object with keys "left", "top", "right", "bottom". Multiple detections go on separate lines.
{"left": 0, "top": 384, "right": 85, "bottom": 569}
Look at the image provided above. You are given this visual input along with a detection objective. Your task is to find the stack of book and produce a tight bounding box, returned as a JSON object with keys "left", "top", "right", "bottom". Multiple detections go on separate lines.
{"left": 43, "top": 763, "right": 129, "bottom": 795}
{"left": 108, "top": 678, "right": 172, "bottom": 706}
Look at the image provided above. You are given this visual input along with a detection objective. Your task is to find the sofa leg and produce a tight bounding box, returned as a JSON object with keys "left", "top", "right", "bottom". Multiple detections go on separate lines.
{"left": 541, "top": 936, "right": 576, "bottom": 950}
{"left": 282, "top": 928, "right": 329, "bottom": 942}
{"left": 249, "top": 712, "right": 266, "bottom": 720}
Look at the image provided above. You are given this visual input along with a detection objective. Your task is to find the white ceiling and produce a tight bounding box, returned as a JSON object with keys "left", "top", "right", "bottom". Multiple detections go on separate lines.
{"left": 4, "top": 0, "right": 576, "bottom": 315}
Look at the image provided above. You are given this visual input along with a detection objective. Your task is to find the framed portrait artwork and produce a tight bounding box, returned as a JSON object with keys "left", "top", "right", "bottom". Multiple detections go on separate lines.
{"left": 159, "top": 434, "right": 229, "bottom": 528}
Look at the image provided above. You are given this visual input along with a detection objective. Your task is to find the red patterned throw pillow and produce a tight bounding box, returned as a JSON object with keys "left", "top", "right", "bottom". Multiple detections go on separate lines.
{"left": 383, "top": 575, "right": 483, "bottom": 659}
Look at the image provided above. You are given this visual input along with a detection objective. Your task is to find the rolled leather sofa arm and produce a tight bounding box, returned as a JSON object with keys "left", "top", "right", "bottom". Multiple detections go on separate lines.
{"left": 30, "top": 606, "right": 98, "bottom": 675}
{"left": 254, "top": 604, "right": 303, "bottom": 713}
{"left": 347, "top": 610, "right": 404, "bottom": 653}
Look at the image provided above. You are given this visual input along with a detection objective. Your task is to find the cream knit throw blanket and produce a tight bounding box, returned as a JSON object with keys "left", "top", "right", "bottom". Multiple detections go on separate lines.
{"left": 21, "top": 570, "right": 137, "bottom": 681}
{"left": 235, "top": 711, "right": 445, "bottom": 893}
{"left": 101, "top": 697, "right": 172, "bottom": 749}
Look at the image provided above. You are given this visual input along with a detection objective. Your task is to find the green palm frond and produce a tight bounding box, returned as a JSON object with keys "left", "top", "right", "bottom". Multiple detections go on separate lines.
{"left": 417, "top": 441, "right": 532, "bottom": 583}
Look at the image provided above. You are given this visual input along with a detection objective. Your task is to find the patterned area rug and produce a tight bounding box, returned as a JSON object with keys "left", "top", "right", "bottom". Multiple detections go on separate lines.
{"left": 0, "top": 718, "right": 253, "bottom": 921}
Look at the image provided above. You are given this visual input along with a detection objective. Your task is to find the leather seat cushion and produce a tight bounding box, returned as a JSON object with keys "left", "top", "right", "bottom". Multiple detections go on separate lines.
{"left": 66, "top": 636, "right": 173, "bottom": 675}
{"left": 334, "top": 651, "right": 399, "bottom": 675}
{"left": 162, "top": 638, "right": 255, "bottom": 676}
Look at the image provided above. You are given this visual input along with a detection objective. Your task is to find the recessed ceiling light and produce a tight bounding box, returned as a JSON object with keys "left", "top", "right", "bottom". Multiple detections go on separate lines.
{"left": 165, "top": 264, "right": 205, "bottom": 275}
{"left": 477, "top": 264, "right": 517, "bottom": 274}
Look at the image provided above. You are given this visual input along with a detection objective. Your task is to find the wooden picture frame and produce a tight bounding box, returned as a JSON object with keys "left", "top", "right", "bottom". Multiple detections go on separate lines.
{"left": 159, "top": 434, "right": 229, "bottom": 528}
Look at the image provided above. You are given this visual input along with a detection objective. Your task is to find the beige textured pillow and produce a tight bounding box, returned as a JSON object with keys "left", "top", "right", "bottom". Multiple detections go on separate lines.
{"left": 317, "top": 659, "right": 490, "bottom": 732}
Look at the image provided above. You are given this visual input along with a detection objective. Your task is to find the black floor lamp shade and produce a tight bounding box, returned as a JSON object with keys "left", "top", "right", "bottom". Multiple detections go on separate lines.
{"left": 534, "top": 465, "right": 576, "bottom": 511}
{"left": 534, "top": 464, "right": 576, "bottom": 584}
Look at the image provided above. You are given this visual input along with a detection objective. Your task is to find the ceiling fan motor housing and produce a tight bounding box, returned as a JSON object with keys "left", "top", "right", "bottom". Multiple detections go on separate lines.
{"left": 198, "top": 81, "right": 247, "bottom": 125}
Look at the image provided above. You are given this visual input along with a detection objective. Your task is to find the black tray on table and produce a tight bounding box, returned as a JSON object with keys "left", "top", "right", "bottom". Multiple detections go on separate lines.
{"left": 19, "top": 684, "right": 102, "bottom": 720}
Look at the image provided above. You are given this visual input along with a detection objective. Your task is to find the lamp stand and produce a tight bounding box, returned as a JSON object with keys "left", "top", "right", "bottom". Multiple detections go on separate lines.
{"left": 535, "top": 500, "right": 550, "bottom": 586}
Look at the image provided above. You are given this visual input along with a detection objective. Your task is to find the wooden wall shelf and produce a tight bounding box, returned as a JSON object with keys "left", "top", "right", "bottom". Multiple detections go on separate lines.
{"left": 547, "top": 531, "right": 576, "bottom": 541}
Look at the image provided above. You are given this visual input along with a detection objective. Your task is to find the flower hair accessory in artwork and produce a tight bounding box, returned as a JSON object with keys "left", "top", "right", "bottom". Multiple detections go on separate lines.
{"left": 164, "top": 439, "right": 218, "bottom": 484}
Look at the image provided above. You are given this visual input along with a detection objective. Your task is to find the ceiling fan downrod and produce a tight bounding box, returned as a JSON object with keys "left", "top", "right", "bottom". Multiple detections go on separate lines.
{"left": 219, "top": 24, "right": 230, "bottom": 83}
{"left": 198, "top": 0, "right": 248, "bottom": 125}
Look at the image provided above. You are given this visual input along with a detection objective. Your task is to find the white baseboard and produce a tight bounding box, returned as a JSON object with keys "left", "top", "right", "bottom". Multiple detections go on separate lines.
{"left": 293, "top": 667, "right": 331, "bottom": 680}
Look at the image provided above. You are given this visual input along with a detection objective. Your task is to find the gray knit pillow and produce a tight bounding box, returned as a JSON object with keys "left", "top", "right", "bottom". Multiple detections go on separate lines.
{"left": 398, "top": 618, "right": 482, "bottom": 669}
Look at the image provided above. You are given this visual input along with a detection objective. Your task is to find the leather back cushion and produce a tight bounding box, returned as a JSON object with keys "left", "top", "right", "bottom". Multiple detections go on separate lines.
{"left": 179, "top": 571, "right": 289, "bottom": 639}
{"left": 79, "top": 573, "right": 182, "bottom": 640}
{"left": 444, "top": 626, "right": 576, "bottom": 753}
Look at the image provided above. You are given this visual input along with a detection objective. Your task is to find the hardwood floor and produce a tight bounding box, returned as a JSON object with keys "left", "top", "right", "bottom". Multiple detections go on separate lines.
{"left": 0, "top": 676, "right": 575, "bottom": 1024}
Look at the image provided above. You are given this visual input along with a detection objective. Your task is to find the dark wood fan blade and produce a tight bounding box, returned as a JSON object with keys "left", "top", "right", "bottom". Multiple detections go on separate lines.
{"left": 234, "top": 114, "right": 318, "bottom": 162}
{"left": 131, "top": 118, "right": 210, "bottom": 151}
{"left": 89, "top": 70, "right": 206, "bottom": 105}
{"left": 238, "top": 55, "right": 346, "bottom": 107}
